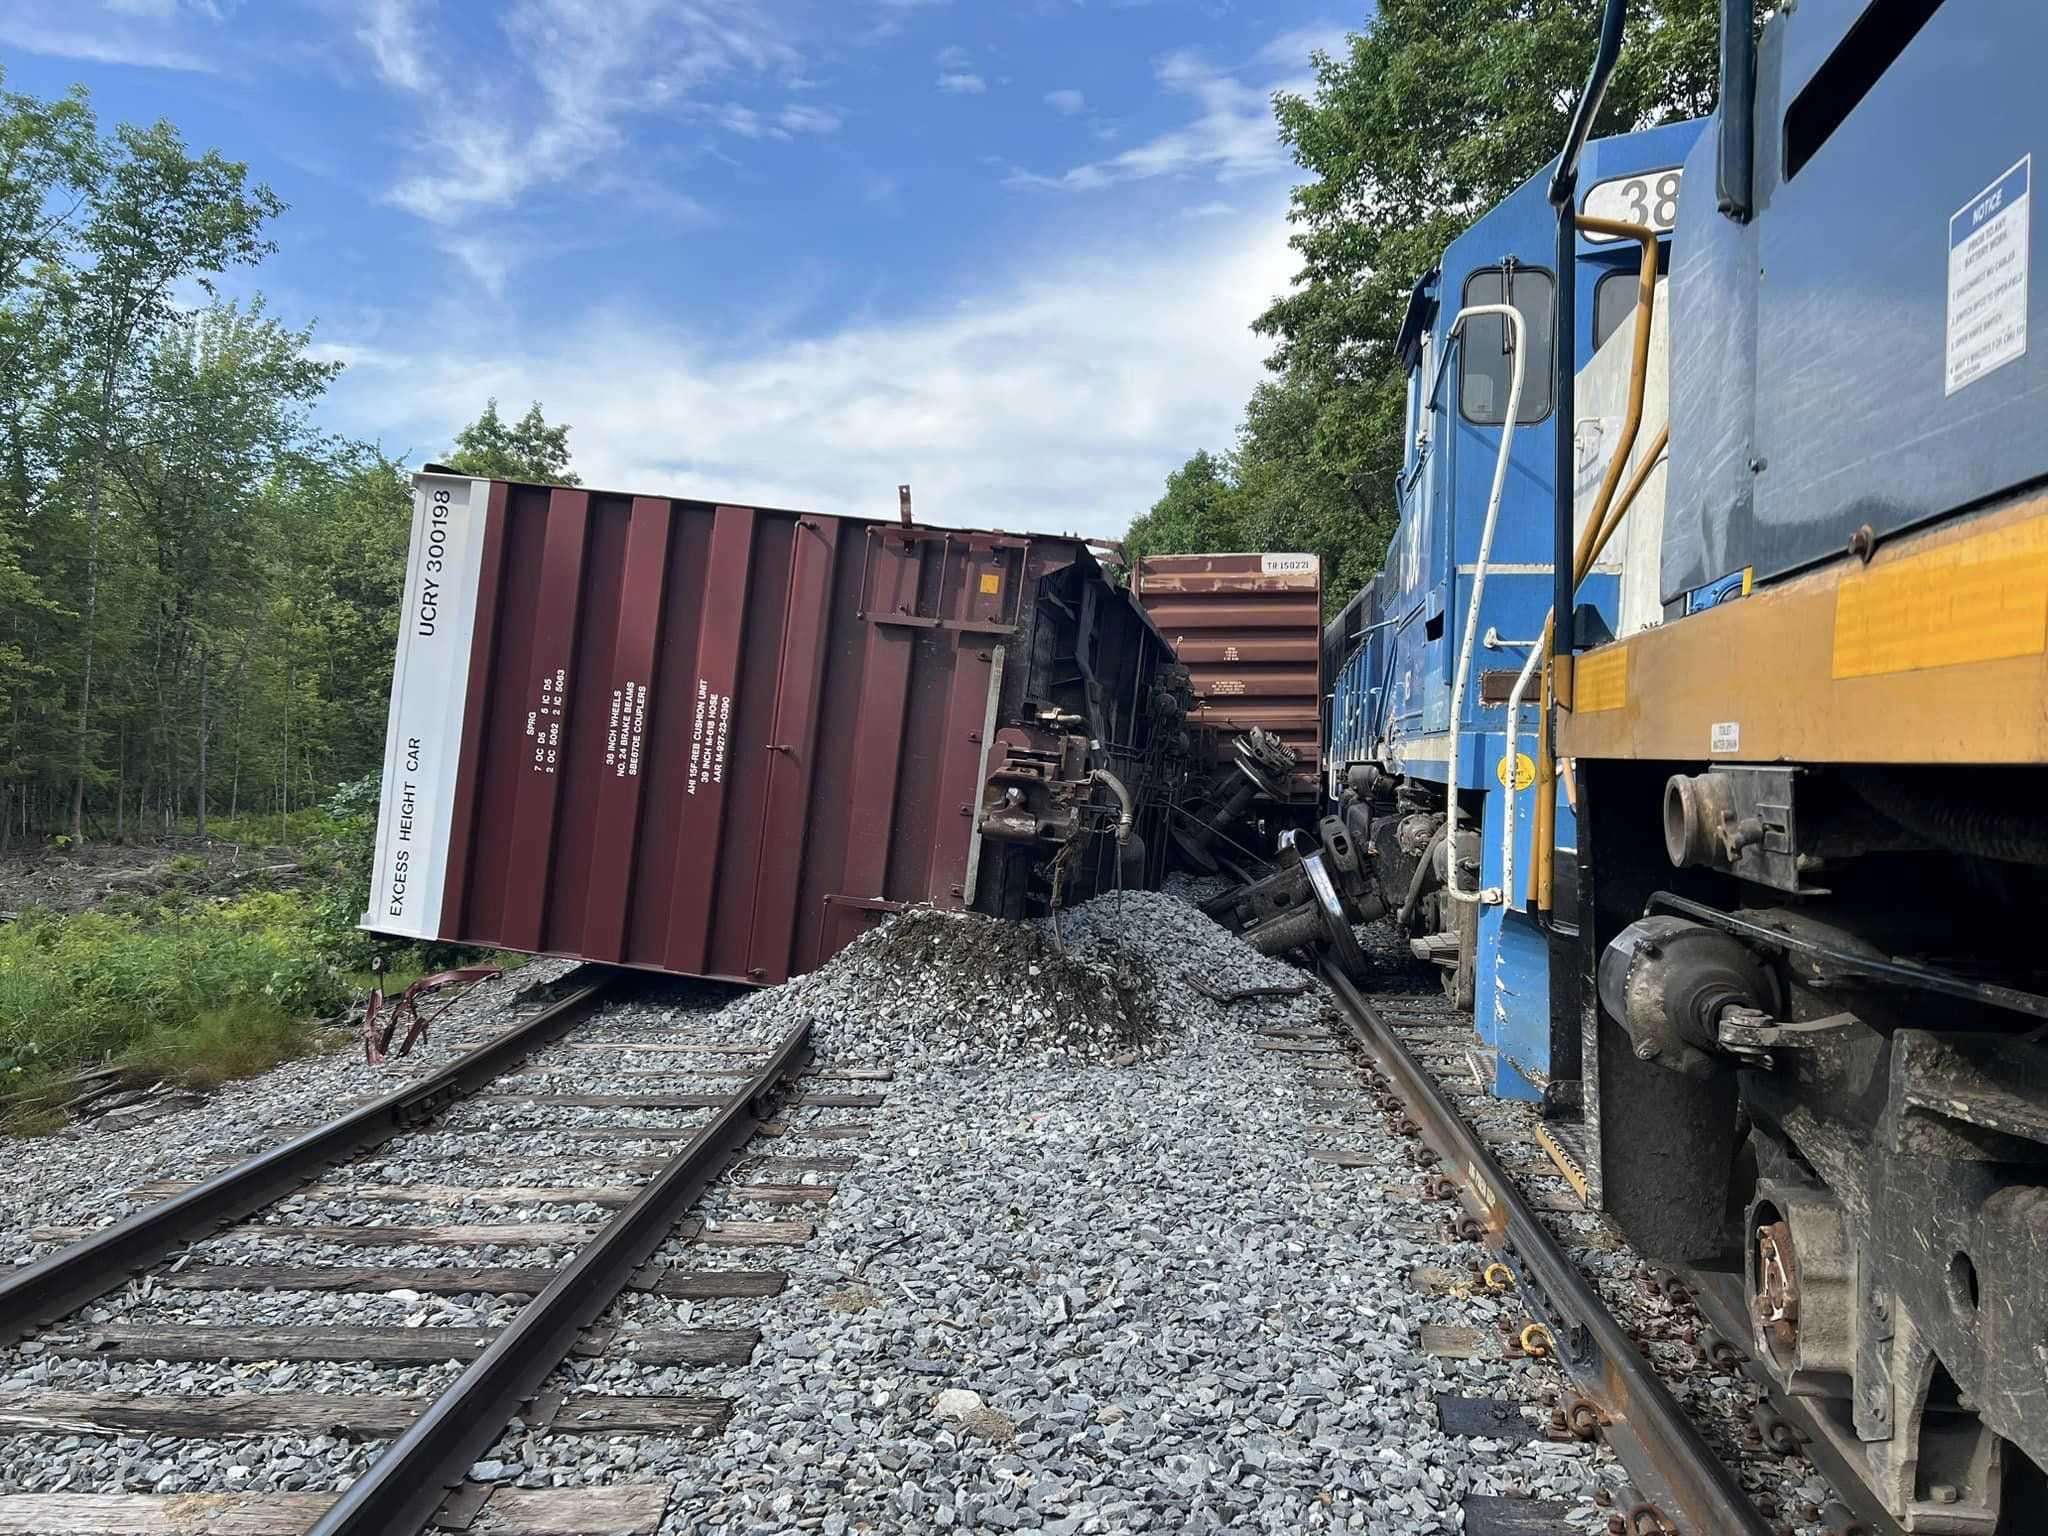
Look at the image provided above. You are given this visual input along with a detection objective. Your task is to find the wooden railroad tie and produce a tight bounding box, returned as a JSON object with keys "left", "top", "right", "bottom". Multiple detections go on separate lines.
{"left": 127, "top": 1179, "right": 835, "bottom": 1209}
{"left": 150, "top": 1264, "right": 788, "bottom": 1299}
{"left": 46, "top": 1325, "right": 759, "bottom": 1366}
{"left": 0, "top": 1389, "right": 730, "bottom": 1440}
{"left": 0, "top": 1484, "right": 671, "bottom": 1535}
{"left": 34, "top": 1217, "right": 816, "bottom": 1248}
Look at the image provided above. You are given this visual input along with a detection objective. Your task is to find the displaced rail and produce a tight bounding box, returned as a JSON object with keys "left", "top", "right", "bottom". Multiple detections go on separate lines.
{"left": 0, "top": 966, "right": 620, "bottom": 1348}
{"left": 1318, "top": 961, "right": 1777, "bottom": 1536}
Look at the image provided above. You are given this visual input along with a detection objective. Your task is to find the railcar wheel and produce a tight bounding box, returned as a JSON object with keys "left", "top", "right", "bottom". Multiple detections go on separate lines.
{"left": 1302, "top": 850, "right": 1370, "bottom": 981}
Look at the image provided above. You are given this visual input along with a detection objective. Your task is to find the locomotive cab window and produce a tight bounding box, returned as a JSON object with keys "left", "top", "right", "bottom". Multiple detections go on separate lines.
{"left": 1592, "top": 245, "right": 1670, "bottom": 351}
{"left": 1458, "top": 266, "right": 1554, "bottom": 425}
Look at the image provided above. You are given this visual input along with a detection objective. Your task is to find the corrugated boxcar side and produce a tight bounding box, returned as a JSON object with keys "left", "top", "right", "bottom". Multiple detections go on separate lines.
{"left": 1135, "top": 552, "right": 1322, "bottom": 794}
{"left": 366, "top": 473, "right": 1117, "bottom": 983}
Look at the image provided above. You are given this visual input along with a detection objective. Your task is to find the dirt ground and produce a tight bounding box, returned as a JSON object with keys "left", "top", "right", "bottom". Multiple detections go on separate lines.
{"left": 0, "top": 837, "right": 314, "bottom": 919}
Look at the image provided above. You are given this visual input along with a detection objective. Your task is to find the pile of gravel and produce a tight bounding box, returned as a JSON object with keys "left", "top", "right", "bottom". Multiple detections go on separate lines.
{"left": 722, "top": 889, "right": 1322, "bottom": 1068}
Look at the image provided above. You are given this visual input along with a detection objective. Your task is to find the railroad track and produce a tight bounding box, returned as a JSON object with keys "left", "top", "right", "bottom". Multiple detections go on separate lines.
{"left": 0, "top": 969, "right": 881, "bottom": 1536}
{"left": 1304, "top": 961, "right": 1871, "bottom": 1536}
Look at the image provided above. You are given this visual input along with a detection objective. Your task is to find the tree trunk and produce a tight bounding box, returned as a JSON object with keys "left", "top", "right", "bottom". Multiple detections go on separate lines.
{"left": 70, "top": 363, "right": 118, "bottom": 845}
{"left": 280, "top": 660, "right": 290, "bottom": 844}
{"left": 195, "top": 642, "right": 208, "bottom": 840}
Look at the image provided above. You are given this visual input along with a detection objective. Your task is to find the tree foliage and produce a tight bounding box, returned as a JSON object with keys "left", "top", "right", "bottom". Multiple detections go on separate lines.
{"left": 1129, "top": 0, "right": 1730, "bottom": 615}
{"left": 0, "top": 70, "right": 571, "bottom": 847}
{"left": 445, "top": 398, "right": 579, "bottom": 485}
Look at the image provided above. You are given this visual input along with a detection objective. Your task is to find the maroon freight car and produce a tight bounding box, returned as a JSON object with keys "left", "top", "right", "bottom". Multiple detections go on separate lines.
{"left": 365, "top": 473, "right": 1182, "bottom": 983}
{"left": 1134, "top": 552, "right": 1323, "bottom": 798}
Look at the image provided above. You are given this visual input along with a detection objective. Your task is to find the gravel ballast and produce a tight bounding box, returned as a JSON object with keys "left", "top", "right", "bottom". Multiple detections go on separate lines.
{"left": 450, "top": 891, "right": 1619, "bottom": 1534}
{"left": 0, "top": 888, "right": 1848, "bottom": 1533}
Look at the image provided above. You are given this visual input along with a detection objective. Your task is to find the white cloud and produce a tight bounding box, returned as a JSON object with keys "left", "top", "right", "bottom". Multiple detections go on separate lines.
{"left": 937, "top": 71, "right": 986, "bottom": 95}
{"left": 715, "top": 102, "right": 769, "bottom": 138}
{"left": 0, "top": 14, "right": 219, "bottom": 71}
{"left": 778, "top": 103, "right": 841, "bottom": 135}
{"left": 1181, "top": 200, "right": 1233, "bottom": 219}
{"left": 323, "top": 197, "right": 1294, "bottom": 539}
{"left": 377, "top": 0, "right": 801, "bottom": 224}
{"left": 1009, "top": 45, "right": 1297, "bottom": 191}
{"left": 1257, "top": 23, "right": 1351, "bottom": 69}
{"left": 437, "top": 234, "right": 515, "bottom": 299}
{"left": 708, "top": 99, "right": 839, "bottom": 139}
{"left": 103, "top": 0, "right": 230, "bottom": 16}
{"left": 934, "top": 44, "right": 973, "bottom": 70}
{"left": 357, "top": 0, "right": 429, "bottom": 92}
{"left": 1045, "top": 88, "right": 1085, "bottom": 115}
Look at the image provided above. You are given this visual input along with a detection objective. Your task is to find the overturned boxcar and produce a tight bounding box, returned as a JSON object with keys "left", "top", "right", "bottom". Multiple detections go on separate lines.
{"left": 364, "top": 473, "right": 1186, "bottom": 984}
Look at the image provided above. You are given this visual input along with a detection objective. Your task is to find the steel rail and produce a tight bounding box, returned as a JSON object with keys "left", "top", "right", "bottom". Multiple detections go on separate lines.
{"left": 305, "top": 1019, "right": 814, "bottom": 1536}
{"left": 0, "top": 968, "right": 619, "bottom": 1349}
{"left": 1318, "top": 962, "right": 1774, "bottom": 1536}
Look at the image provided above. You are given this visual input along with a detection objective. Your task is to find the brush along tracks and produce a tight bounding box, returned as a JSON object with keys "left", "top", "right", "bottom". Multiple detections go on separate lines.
{"left": 1298, "top": 965, "right": 1869, "bottom": 1536}
{"left": 0, "top": 980, "right": 891, "bottom": 1536}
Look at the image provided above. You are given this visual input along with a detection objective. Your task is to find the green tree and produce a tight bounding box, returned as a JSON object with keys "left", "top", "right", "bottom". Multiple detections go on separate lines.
{"left": 1252, "top": 0, "right": 1726, "bottom": 550}
{"left": 1129, "top": 2, "right": 1736, "bottom": 615}
{"left": 445, "top": 398, "right": 579, "bottom": 485}
{"left": 64, "top": 118, "right": 283, "bottom": 841}
{"left": 0, "top": 75, "right": 96, "bottom": 290}
{"left": 1123, "top": 449, "right": 1244, "bottom": 567}
{"left": 113, "top": 300, "right": 340, "bottom": 836}
{"left": 0, "top": 72, "right": 97, "bottom": 841}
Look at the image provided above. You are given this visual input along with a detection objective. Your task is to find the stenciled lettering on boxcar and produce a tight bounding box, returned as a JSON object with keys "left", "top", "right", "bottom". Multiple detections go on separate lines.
{"left": 416, "top": 486, "right": 453, "bottom": 636}
{"left": 528, "top": 667, "right": 568, "bottom": 775}
{"left": 604, "top": 681, "right": 650, "bottom": 780}
{"left": 686, "top": 676, "right": 733, "bottom": 796}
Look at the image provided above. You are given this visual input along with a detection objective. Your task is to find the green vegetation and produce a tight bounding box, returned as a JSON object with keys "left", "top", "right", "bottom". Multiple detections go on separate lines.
{"left": 0, "top": 68, "right": 579, "bottom": 846}
{"left": 1127, "top": 0, "right": 1739, "bottom": 614}
{"left": 445, "top": 398, "right": 581, "bottom": 486}
{"left": 0, "top": 890, "right": 341, "bottom": 1130}
{"left": 0, "top": 791, "right": 527, "bottom": 1133}
{"left": 0, "top": 73, "right": 565, "bottom": 1129}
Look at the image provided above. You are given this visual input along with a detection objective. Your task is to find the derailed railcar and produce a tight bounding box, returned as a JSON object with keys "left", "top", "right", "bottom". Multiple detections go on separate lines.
{"left": 364, "top": 473, "right": 1184, "bottom": 983}
{"left": 1133, "top": 552, "right": 1323, "bottom": 795}
{"left": 1129, "top": 552, "right": 1325, "bottom": 875}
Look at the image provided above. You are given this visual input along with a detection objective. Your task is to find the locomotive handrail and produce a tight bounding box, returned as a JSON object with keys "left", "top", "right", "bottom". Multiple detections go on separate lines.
{"left": 1546, "top": 1, "right": 1630, "bottom": 211}
{"left": 1533, "top": 210, "right": 1662, "bottom": 912}
{"left": 1505, "top": 424, "right": 1667, "bottom": 910}
{"left": 1441, "top": 301, "right": 1527, "bottom": 907}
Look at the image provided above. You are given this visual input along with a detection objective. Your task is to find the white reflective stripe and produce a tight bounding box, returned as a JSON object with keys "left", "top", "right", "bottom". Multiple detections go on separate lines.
{"left": 363, "top": 475, "right": 489, "bottom": 939}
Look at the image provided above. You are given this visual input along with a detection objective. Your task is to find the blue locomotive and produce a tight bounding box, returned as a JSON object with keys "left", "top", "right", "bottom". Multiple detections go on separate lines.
{"left": 1248, "top": 2, "right": 2048, "bottom": 1528}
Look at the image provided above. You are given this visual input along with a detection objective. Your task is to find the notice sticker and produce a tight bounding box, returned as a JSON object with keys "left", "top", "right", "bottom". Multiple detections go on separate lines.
{"left": 1946, "top": 156, "right": 2030, "bottom": 396}
{"left": 1710, "top": 721, "right": 1740, "bottom": 754}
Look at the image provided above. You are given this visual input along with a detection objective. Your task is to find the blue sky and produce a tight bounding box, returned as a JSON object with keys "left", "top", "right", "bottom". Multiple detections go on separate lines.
{"left": 3, "top": 1, "right": 1356, "bottom": 536}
